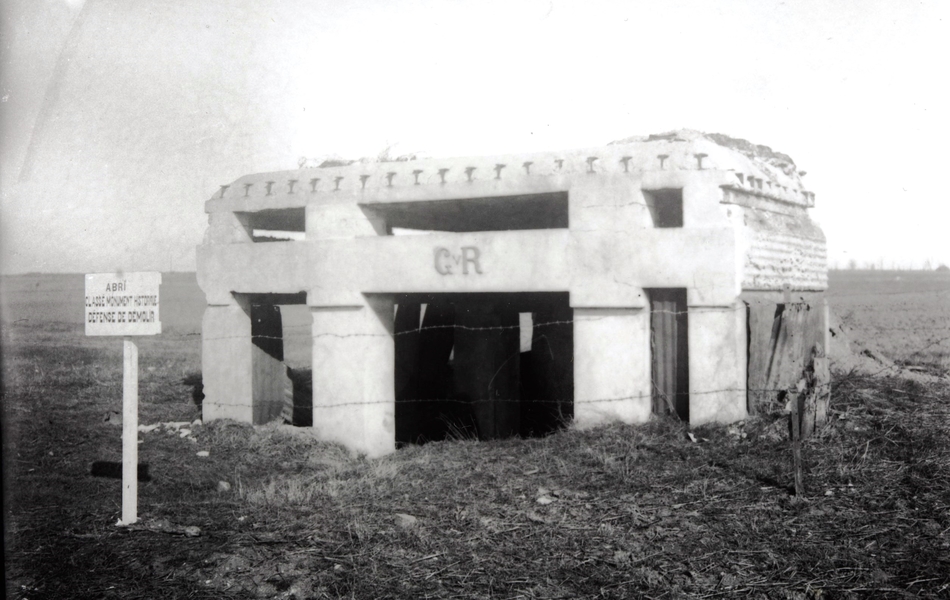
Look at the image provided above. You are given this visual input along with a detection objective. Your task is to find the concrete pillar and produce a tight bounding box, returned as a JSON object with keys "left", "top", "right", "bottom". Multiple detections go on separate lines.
{"left": 202, "top": 301, "right": 253, "bottom": 422}
{"left": 688, "top": 303, "right": 748, "bottom": 425}
{"left": 311, "top": 295, "right": 395, "bottom": 457}
{"left": 201, "top": 296, "right": 289, "bottom": 424}
{"left": 453, "top": 301, "right": 521, "bottom": 439}
{"left": 573, "top": 308, "right": 651, "bottom": 428}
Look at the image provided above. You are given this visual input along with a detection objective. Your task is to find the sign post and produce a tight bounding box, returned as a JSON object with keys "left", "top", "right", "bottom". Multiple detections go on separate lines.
{"left": 122, "top": 338, "right": 138, "bottom": 524}
{"left": 85, "top": 272, "right": 162, "bottom": 525}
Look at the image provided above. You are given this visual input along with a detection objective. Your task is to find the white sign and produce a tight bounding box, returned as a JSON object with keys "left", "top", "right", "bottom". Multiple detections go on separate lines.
{"left": 85, "top": 272, "right": 162, "bottom": 336}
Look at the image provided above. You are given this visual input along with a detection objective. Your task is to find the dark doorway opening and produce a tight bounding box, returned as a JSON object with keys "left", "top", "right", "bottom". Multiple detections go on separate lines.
{"left": 393, "top": 292, "right": 573, "bottom": 445}
{"left": 648, "top": 288, "right": 689, "bottom": 420}
{"left": 238, "top": 292, "right": 312, "bottom": 426}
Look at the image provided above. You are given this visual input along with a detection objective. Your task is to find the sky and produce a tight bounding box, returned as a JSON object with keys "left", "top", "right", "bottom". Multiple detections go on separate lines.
{"left": 1, "top": 0, "right": 948, "bottom": 274}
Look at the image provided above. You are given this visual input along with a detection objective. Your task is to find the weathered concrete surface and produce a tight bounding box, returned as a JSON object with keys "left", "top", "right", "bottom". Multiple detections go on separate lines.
{"left": 201, "top": 302, "right": 255, "bottom": 423}
{"left": 197, "top": 130, "right": 827, "bottom": 455}
{"left": 688, "top": 304, "right": 748, "bottom": 425}
{"left": 573, "top": 308, "right": 652, "bottom": 428}
{"left": 200, "top": 296, "right": 290, "bottom": 424}
{"left": 310, "top": 295, "right": 395, "bottom": 458}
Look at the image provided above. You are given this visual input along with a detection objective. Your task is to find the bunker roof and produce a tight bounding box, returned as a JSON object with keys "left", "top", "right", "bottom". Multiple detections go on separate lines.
{"left": 209, "top": 130, "right": 815, "bottom": 210}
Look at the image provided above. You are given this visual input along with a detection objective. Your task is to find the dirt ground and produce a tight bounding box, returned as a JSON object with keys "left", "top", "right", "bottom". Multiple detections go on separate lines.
{"left": 2, "top": 271, "right": 949, "bottom": 598}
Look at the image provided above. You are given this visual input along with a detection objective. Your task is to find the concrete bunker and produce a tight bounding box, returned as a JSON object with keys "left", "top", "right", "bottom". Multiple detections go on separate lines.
{"left": 197, "top": 130, "right": 828, "bottom": 457}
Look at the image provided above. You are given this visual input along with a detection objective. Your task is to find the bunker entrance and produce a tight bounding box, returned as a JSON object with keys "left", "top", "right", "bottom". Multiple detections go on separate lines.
{"left": 393, "top": 292, "right": 573, "bottom": 446}
{"left": 237, "top": 292, "right": 312, "bottom": 426}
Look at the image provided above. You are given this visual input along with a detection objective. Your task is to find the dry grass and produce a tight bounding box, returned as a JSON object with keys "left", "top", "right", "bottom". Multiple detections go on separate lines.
{"left": 3, "top": 272, "right": 950, "bottom": 598}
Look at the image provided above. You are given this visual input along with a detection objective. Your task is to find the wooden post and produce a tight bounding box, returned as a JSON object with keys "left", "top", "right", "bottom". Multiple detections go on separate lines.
{"left": 822, "top": 298, "right": 831, "bottom": 357}
{"left": 790, "top": 388, "right": 804, "bottom": 497}
{"left": 814, "top": 355, "right": 831, "bottom": 428}
{"left": 121, "top": 338, "right": 139, "bottom": 525}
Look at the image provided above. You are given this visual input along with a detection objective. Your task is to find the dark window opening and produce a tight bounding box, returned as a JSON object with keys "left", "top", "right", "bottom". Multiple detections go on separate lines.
{"left": 393, "top": 292, "right": 573, "bottom": 446}
{"left": 643, "top": 188, "right": 684, "bottom": 228}
{"left": 369, "top": 192, "right": 569, "bottom": 234}
{"left": 238, "top": 207, "right": 306, "bottom": 242}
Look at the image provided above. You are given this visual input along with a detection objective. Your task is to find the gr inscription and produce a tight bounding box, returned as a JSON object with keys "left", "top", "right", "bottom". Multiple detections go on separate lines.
{"left": 434, "top": 246, "right": 483, "bottom": 275}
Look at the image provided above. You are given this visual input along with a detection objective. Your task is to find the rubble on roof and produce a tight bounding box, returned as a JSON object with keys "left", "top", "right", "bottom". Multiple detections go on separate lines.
{"left": 611, "top": 129, "right": 803, "bottom": 179}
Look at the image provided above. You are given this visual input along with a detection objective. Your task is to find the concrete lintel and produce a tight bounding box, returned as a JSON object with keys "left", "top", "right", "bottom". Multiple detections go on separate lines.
{"left": 205, "top": 194, "right": 307, "bottom": 215}
{"left": 199, "top": 290, "right": 246, "bottom": 309}
{"left": 196, "top": 242, "right": 316, "bottom": 304}
{"left": 318, "top": 230, "right": 572, "bottom": 296}
{"left": 739, "top": 290, "right": 827, "bottom": 305}
{"left": 306, "top": 203, "right": 387, "bottom": 239}
{"left": 569, "top": 288, "right": 648, "bottom": 309}
{"left": 347, "top": 176, "right": 570, "bottom": 205}
{"left": 639, "top": 168, "right": 732, "bottom": 190}
{"left": 307, "top": 289, "right": 366, "bottom": 308}
{"left": 685, "top": 289, "right": 740, "bottom": 308}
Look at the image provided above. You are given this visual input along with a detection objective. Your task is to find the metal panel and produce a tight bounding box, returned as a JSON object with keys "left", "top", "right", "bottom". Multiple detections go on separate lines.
{"left": 746, "top": 301, "right": 781, "bottom": 413}
{"left": 745, "top": 299, "right": 828, "bottom": 414}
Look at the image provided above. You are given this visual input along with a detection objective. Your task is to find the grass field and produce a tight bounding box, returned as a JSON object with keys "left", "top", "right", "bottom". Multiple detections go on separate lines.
{"left": 2, "top": 271, "right": 949, "bottom": 598}
{"left": 826, "top": 270, "right": 950, "bottom": 376}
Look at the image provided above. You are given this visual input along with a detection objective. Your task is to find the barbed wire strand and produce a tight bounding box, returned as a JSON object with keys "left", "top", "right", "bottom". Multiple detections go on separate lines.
{"left": 206, "top": 383, "right": 840, "bottom": 410}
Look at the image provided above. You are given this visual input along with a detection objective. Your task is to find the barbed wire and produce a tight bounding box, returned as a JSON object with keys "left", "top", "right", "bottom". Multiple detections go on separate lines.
{"left": 8, "top": 290, "right": 947, "bottom": 333}
{"left": 197, "top": 319, "right": 950, "bottom": 345}
{"left": 205, "top": 382, "right": 839, "bottom": 411}
{"left": 205, "top": 378, "right": 950, "bottom": 414}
